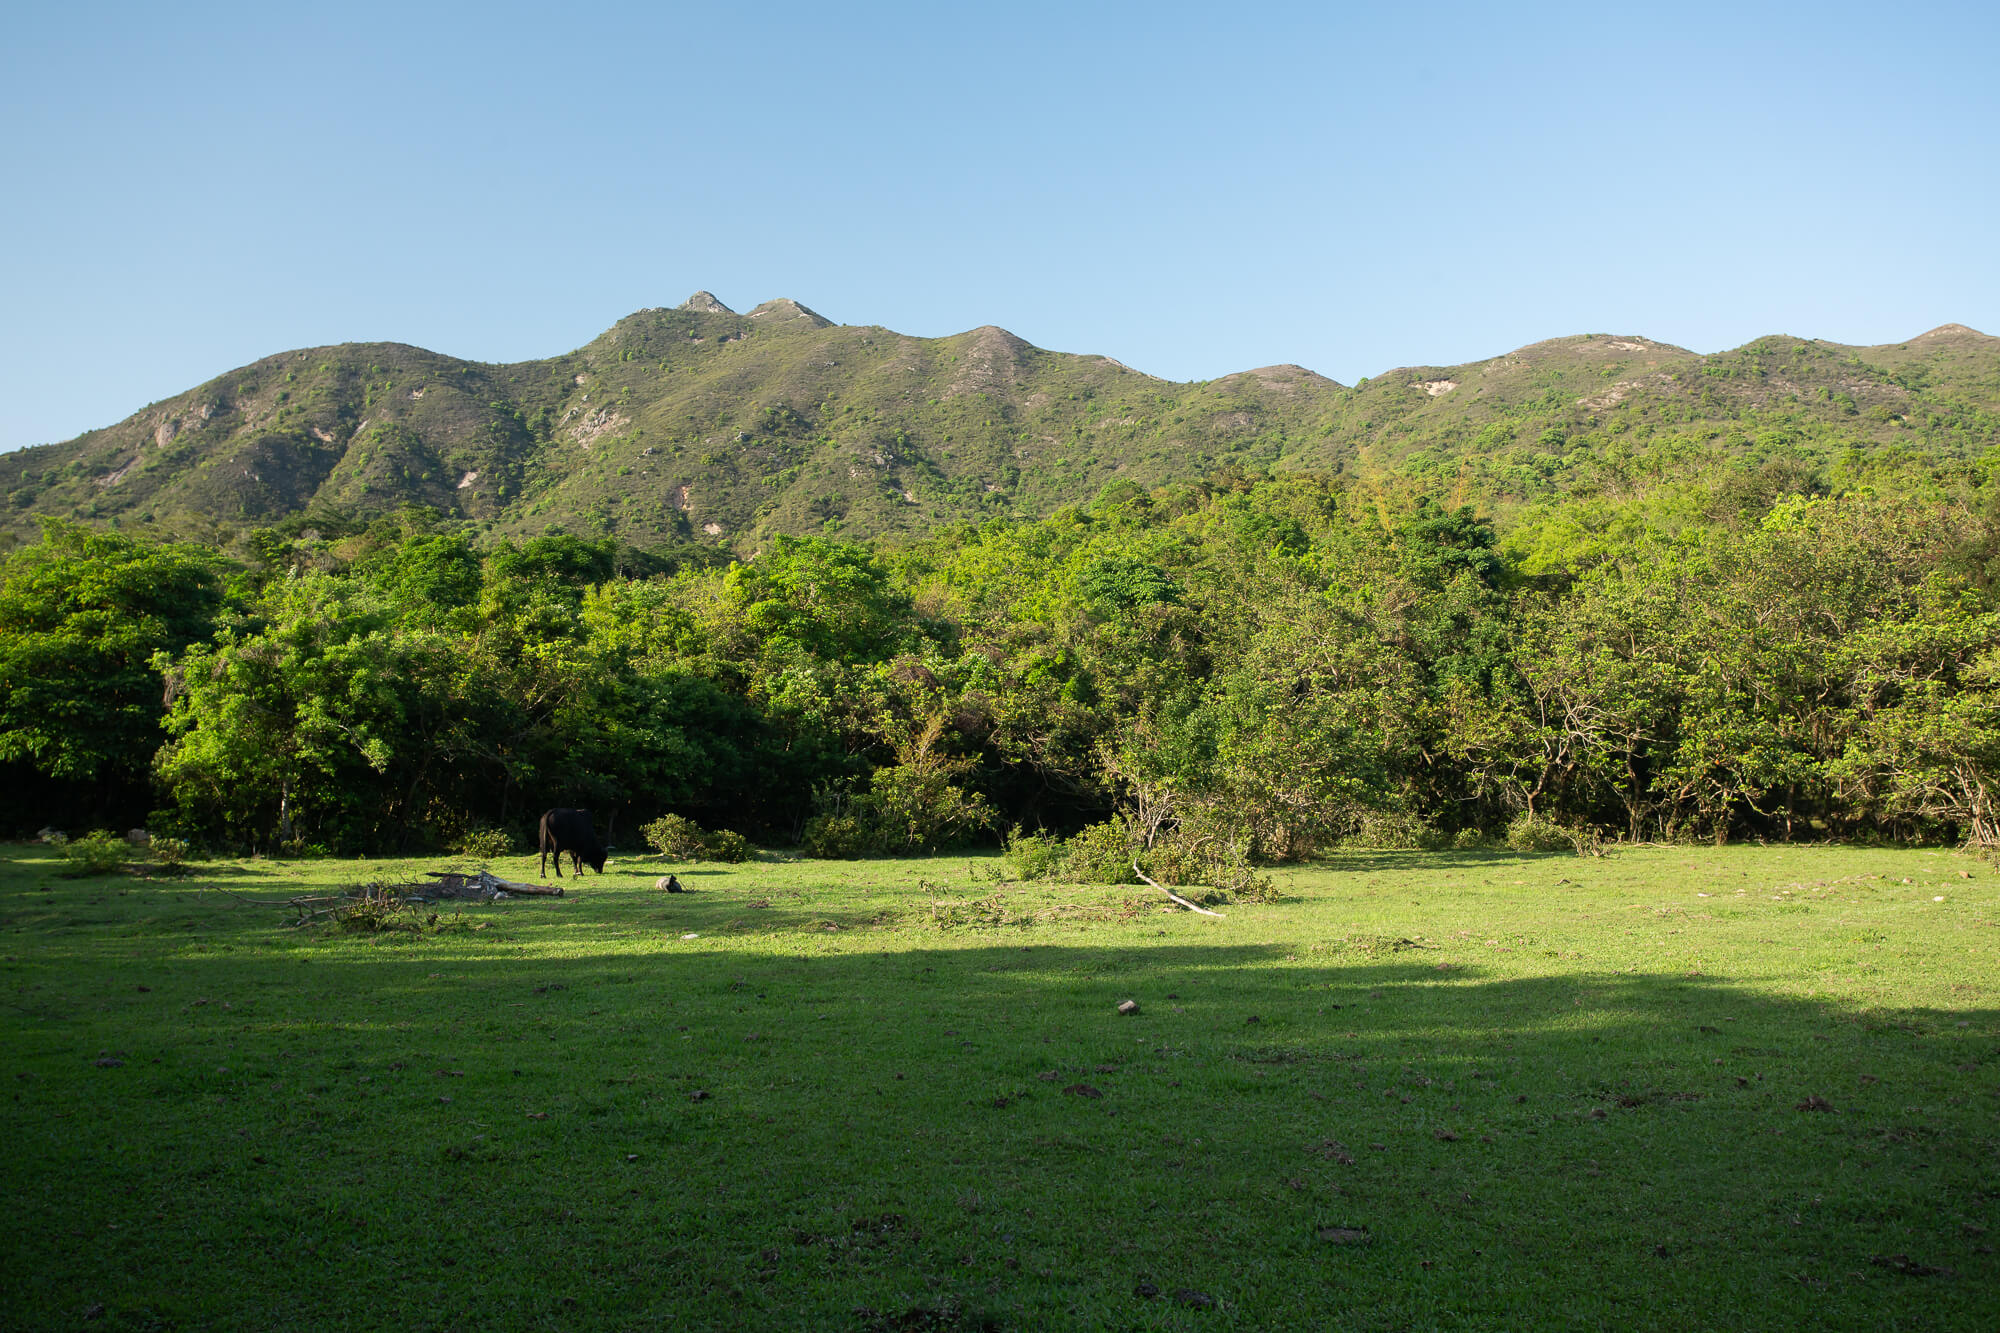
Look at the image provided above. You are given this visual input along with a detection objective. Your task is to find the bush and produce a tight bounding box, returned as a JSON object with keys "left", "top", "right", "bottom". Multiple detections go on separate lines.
{"left": 643, "top": 814, "right": 753, "bottom": 862}
{"left": 642, "top": 814, "right": 708, "bottom": 859}
{"left": 1138, "top": 827, "right": 1277, "bottom": 903}
{"left": 1207, "top": 854, "right": 1279, "bottom": 903}
{"left": 1450, "top": 827, "right": 1493, "bottom": 850}
{"left": 150, "top": 836, "right": 192, "bottom": 871}
{"left": 999, "top": 822, "right": 1136, "bottom": 883}
{"left": 58, "top": 830, "right": 127, "bottom": 877}
{"left": 802, "top": 812, "right": 873, "bottom": 859}
{"left": 1505, "top": 814, "right": 1575, "bottom": 853}
{"left": 1061, "top": 821, "right": 1139, "bottom": 884}
{"left": 1004, "top": 826, "right": 1066, "bottom": 881}
{"left": 702, "top": 828, "right": 752, "bottom": 863}
{"left": 864, "top": 764, "right": 995, "bottom": 853}
{"left": 798, "top": 764, "right": 994, "bottom": 860}
{"left": 453, "top": 827, "right": 512, "bottom": 860}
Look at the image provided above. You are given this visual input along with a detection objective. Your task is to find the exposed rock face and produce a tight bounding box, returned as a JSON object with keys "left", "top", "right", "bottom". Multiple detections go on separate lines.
{"left": 678, "top": 291, "right": 735, "bottom": 314}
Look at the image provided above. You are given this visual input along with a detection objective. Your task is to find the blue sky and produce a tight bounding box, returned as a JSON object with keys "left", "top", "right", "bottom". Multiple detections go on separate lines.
{"left": 4, "top": 1, "right": 1996, "bottom": 451}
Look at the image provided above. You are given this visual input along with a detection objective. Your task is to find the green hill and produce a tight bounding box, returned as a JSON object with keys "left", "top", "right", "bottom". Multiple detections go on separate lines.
{"left": 3, "top": 294, "right": 1995, "bottom": 549}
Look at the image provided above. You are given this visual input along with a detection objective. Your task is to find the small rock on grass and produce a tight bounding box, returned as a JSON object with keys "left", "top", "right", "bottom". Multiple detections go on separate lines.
{"left": 1117, "top": 999, "right": 1139, "bottom": 1015}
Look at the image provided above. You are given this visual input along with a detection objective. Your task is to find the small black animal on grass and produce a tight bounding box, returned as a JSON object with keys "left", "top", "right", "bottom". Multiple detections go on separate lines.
{"left": 538, "top": 808, "right": 606, "bottom": 879}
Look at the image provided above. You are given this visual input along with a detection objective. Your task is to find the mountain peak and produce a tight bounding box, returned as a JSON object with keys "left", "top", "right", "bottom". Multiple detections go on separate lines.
{"left": 747, "top": 298, "right": 831, "bottom": 327}
{"left": 1212, "top": 364, "right": 1342, "bottom": 394}
{"left": 678, "top": 291, "right": 735, "bottom": 315}
{"left": 1911, "top": 322, "right": 1992, "bottom": 342}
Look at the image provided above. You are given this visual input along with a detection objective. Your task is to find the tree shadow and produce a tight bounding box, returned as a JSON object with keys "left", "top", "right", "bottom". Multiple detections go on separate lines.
{"left": 1307, "top": 847, "right": 1582, "bottom": 872}
{"left": 17, "top": 895, "right": 1997, "bottom": 1331}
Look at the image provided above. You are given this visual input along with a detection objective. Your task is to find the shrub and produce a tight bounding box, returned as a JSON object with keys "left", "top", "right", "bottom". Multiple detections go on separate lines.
{"left": 1450, "top": 827, "right": 1493, "bottom": 850}
{"left": 702, "top": 828, "right": 752, "bottom": 863}
{"left": 798, "top": 761, "right": 994, "bottom": 860}
{"left": 150, "top": 836, "right": 192, "bottom": 870}
{"left": 58, "top": 830, "right": 127, "bottom": 877}
{"left": 644, "top": 814, "right": 754, "bottom": 862}
{"left": 642, "top": 814, "right": 708, "bottom": 859}
{"left": 865, "top": 764, "right": 995, "bottom": 853}
{"left": 1004, "top": 826, "right": 1066, "bottom": 881}
{"left": 1138, "top": 828, "right": 1277, "bottom": 903}
{"left": 802, "top": 812, "right": 874, "bottom": 859}
{"left": 1505, "top": 814, "right": 1575, "bottom": 853}
{"left": 1206, "top": 853, "right": 1279, "bottom": 903}
{"left": 1062, "top": 821, "right": 1139, "bottom": 884}
{"left": 1138, "top": 836, "right": 1205, "bottom": 886}
{"left": 453, "top": 827, "right": 512, "bottom": 860}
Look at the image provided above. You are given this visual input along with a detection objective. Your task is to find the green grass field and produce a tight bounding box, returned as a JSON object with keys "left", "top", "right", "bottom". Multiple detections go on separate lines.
{"left": 2, "top": 843, "right": 1996, "bottom": 1330}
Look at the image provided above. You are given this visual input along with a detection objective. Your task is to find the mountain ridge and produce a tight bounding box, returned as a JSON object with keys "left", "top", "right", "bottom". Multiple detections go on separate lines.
{"left": 2, "top": 297, "right": 1994, "bottom": 550}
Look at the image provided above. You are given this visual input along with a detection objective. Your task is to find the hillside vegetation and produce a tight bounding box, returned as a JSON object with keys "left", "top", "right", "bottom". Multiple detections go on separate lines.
{"left": 3, "top": 296, "right": 1995, "bottom": 550}
{"left": 3, "top": 301, "right": 1998, "bottom": 866}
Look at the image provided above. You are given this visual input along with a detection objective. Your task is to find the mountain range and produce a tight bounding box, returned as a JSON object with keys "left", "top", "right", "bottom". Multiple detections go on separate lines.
{"left": 3, "top": 293, "right": 1995, "bottom": 549}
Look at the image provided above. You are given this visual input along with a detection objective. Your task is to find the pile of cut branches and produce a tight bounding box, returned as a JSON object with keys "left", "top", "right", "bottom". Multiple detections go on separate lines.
{"left": 284, "top": 870, "right": 563, "bottom": 930}
{"left": 287, "top": 881, "right": 417, "bottom": 930}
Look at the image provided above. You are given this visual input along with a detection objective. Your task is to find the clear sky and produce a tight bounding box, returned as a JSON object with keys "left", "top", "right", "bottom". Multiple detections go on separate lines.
{"left": 4, "top": 1, "right": 1997, "bottom": 452}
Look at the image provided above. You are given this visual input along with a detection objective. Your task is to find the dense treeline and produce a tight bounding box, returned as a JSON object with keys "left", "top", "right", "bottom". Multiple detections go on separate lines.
{"left": 3, "top": 455, "right": 1997, "bottom": 875}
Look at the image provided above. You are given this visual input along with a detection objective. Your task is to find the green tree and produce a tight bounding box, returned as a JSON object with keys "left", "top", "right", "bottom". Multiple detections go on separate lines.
{"left": 0, "top": 521, "right": 226, "bottom": 823}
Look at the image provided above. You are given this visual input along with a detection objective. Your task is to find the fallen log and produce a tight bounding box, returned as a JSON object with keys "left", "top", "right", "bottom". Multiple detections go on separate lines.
{"left": 423, "top": 870, "right": 564, "bottom": 898}
{"left": 482, "top": 873, "right": 564, "bottom": 898}
{"left": 1132, "top": 861, "right": 1226, "bottom": 918}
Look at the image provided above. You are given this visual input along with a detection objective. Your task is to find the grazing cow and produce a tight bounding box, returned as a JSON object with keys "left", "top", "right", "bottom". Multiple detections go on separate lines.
{"left": 538, "top": 808, "right": 607, "bottom": 879}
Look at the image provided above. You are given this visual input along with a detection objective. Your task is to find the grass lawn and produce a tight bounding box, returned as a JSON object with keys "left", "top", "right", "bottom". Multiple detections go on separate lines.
{"left": 2, "top": 842, "right": 1996, "bottom": 1330}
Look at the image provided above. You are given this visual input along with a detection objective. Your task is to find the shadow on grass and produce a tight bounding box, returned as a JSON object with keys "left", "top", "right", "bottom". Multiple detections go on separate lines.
{"left": 1307, "top": 848, "right": 1582, "bottom": 872}
{"left": 6, "top": 859, "right": 1997, "bottom": 1331}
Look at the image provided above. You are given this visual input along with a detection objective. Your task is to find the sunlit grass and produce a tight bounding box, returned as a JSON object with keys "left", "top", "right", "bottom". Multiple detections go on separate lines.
{"left": 2, "top": 843, "right": 1995, "bottom": 1329}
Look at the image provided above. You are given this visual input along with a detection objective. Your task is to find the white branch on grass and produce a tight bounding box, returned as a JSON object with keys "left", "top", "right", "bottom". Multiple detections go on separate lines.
{"left": 1132, "top": 861, "right": 1226, "bottom": 918}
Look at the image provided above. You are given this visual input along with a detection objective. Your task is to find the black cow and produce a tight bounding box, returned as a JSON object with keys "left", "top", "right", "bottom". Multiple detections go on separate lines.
{"left": 538, "top": 808, "right": 607, "bottom": 879}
